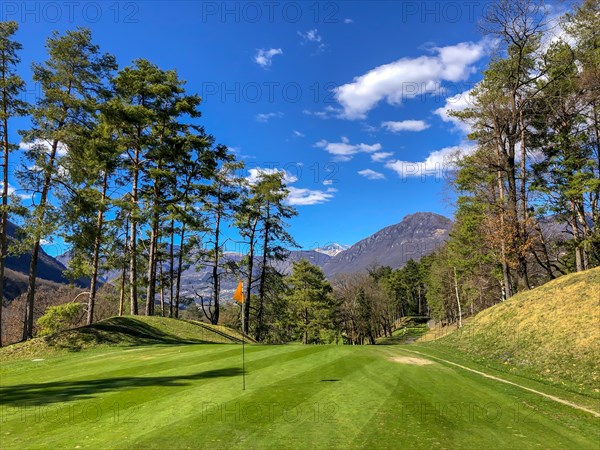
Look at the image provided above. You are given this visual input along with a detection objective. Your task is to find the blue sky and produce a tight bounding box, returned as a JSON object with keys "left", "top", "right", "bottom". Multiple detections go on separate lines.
{"left": 3, "top": 1, "right": 514, "bottom": 254}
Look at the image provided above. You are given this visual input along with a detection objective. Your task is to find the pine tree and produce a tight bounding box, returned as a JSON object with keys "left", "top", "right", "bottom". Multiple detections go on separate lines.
{"left": 61, "top": 116, "right": 120, "bottom": 324}
{"left": 285, "top": 259, "right": 334, "bottom": 344}
{"left": 0, "top": 21, "right": 27, "bottom": 346}
{"left": 201, "top": 160, "right": 242, "bottom": 325}
{"left": 19, "top": 28, "right": 115, "bottom": 339}
{"left": 252, "top": 172, "right": 297, "bottom": 341}
{"left": 106, "top": 59, "right": 200, "bottom": 315}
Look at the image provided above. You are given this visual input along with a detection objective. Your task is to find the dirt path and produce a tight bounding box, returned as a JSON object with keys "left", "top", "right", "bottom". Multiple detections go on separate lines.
{"left": 402, "top": 349, "right": 600, "bottom": 418}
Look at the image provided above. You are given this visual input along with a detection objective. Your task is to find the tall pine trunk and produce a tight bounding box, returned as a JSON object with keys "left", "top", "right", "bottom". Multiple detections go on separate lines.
{"left": 519, "top": 108, "right": 531, "bottom": 288}
{"left": 169, "top": 219, "right": 175, "bottom": 318}
{"left": 118, "top": 218, "right": 129, "bottom": 316}
{"left": 243, "top": 218, "right": 258, "bottom": 335}
{"left": 572, "top": 201, "right": 585, "bottom": 272}
{"left": 87, "top": 170, "right": 108, "bottom": 325}
{"left": 211, "top": 195, "right": 222, "bottom": 325}
{"left": 0, "top": 105, "right": 8, "bottom": 346}
{"left": 174, "top": 224, "right": 186, "bottom": 318}
{"left": 129, "top": 146, "right": 140, "bottom": 315}
{"left": 145, "top": 209, "right": 159, "bottom": 316}
{"left": 159, "top": 254, "right": 164, "bottom": 316}
{"left": 496, "top": 143, "right": 513, "bottom": 299}
{"left": 23, "top": 138, "right": 59, "bottom": 340}
{"left": 256, "top": 204, "right": 271, "bottom": 341}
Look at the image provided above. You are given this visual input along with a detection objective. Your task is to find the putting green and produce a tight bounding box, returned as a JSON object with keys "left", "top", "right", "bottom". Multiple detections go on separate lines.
{"left": 1, "top": 344, "right": 598, "bottom": 449}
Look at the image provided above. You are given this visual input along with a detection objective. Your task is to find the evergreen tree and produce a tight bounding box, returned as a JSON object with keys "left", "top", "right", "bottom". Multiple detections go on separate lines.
{"left": 61, "top": 116, "right": 120, "bottom": 324}
{"left": 200, "top": 160, "right": 242, "bottom": 324}
{"left": 285, "top": 259, "right": 334, "bottom": 344}
{"left": 253, "top": 172, "right": 297, "bottom": 341}
{"left": 19, "top": 28, "right": 115, "bottom": 339}
{"left": 0, "top": 21, "right": 27, "bottom": 345}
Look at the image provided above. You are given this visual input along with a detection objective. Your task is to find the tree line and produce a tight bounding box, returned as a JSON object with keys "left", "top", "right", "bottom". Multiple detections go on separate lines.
{"left": 0, "top": 24, "right": 297, "bottom": 345}
{"left": 426, "top": 0, "right": 599, "bottom": 324}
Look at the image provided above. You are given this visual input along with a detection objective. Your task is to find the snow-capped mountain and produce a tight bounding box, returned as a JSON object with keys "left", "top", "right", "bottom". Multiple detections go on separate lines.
{"left": 314, "top": 243, "right": 351, "bottom": 257}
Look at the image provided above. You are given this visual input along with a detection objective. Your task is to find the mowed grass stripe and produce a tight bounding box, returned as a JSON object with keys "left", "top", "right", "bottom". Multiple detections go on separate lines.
{"left": 1, "top": 344, "right": 598, "bottom": 449}
{"left": 0, "top": 345, "right": 342, "bottom": 449}
{"left": 131, "top": 346, "right": 392, "bottom": 449}
{"left": 126, "top": 346, "right": 353, "bottom": 448}
{"left": 1, "top": 346, "right": 244, "bottom": 448}
{"left": 356, "top": 347, "right": 599, "bottom": 450}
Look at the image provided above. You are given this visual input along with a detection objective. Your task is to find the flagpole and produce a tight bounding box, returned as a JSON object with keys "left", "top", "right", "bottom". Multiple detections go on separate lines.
{"left": 234, "top": 280, "right": 246, "bottom": 391}
{"left": 241, "top": 296, "right": 245, "bottom": 391}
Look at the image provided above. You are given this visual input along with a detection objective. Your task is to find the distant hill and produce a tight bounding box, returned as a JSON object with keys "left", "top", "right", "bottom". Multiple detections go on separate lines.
{"left": 53, "top": 212, "right": 454, "bottom": 302}
{"left": 2, "top": 221, "right": 71, "bottom": 300}
{"left": 322, "top": 212, "right": 452, "bottom": 276}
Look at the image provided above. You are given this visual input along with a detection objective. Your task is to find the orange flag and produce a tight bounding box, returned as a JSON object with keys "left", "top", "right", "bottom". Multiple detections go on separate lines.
{"left": 233, "top": 281, "right": 244, "bottom": 303}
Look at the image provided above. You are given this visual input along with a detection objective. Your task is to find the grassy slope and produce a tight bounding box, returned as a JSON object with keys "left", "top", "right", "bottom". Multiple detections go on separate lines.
{"left": 1, "top": 344, "right": 598, "bottom": 449}
{"left": 0, "top": 316, "right": 248, "bottom": 362}
{"left": 420, "top": 267, "right": 600, "bottom": 396}
{"left": 377, "top": 324, "right": 429, "bottom": 345}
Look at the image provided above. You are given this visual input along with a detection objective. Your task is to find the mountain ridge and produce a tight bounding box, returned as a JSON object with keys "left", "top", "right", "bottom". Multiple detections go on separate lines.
{"left": 4, "top": 212, "right": 453, "bottom": 302}
{"left": 322, "top": 212, "right": 452, "bottom": 276}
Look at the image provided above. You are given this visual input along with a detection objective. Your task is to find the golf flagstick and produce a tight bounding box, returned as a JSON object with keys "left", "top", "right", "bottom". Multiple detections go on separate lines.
{"left": 233, "top": 280, "right": 245, "bottom": 391}
{"left": 242, "top": 298, "right": 245, "bottom": 391}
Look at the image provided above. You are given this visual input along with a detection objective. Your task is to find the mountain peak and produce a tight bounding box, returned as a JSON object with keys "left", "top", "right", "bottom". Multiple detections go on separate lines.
{"left": 314, "top": 243, "right": 350, "bottom": 257}
{"left": 401, "top": 211, "right": 452, "bottom": 223}
{"left": 322, "top": 212, "right": 452, "bottom": 275}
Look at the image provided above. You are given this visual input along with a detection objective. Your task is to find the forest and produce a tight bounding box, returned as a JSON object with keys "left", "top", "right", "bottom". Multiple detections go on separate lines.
{"left": 0, "top": 0, "right": 598, "bottom": 347}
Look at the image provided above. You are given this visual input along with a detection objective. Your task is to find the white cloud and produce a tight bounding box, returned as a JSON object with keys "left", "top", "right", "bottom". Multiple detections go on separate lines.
{"left": 255, "top": 112, "right": 284, "bottom": 122}
{"left": 298, "top": 29, "right": 326, "bottom": 52}
{"left": 229, "top": 147, "right": 256, "bottom": 160}
{"left": 0, "top": 181, "right": 32, "bottom": 200}
{"left": 434, "top": 88, "right": 476, "bottom": 134}
{"left": 245, "top": 167, "right": 335, "bottom": 206}
{"left": 381, "top": 120, "right": 430, "bottom": 132}
{"left": 292, "top": 130, "right": 305, "bottom": 137}
{"left": 20, "top": 139, "right": 68, "bottom": 157}
{"left": 385, "top": 144, "right": 476, "bottom": 179}
{"left": 246, "top": 167, "right": 298, "bottom": 185}
{"left": 344, "top": 18, "right": 354, "bottom": 24}
{"left": 302, "top": 105, "right": 342, "bottom": 119}
{"left": 0, "top": 182, "right": 16, "bottom": 196}
{"left": 323, "top": 180, "right": 334, "bottom": 186}
{"left": 371, "top": 152, "right": 393, "bottom": 162}
{"left": 539, "top": 5, "right": 574, "bottom": 52}
{"left": 358, "top": 169, "right": 386, "bottom": 180}
{"left": 287, "top": 186, "right": 334, "bottom": 206}
{"left": 334, "top": 40, "right": 487, "bottom": 119}
{"left": 298, "top": 29, "right": 322, "bottom": 43}
{"left": 315, "top": 136, "right": 382, "bottom": 161}
{"left": 254, "top": 48, "right": 283, "bottom": 68}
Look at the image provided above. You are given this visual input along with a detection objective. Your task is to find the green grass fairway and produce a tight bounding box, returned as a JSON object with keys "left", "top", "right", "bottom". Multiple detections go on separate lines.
{"left": 1, "top": 343, "right": 598, "bottom": 449}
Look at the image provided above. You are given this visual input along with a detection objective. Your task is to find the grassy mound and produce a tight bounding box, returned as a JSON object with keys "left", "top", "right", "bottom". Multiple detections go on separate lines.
{"left": 0, "top": 316, "right": 250, "bottom": 361}
{"left": 423, "top": 267, "right": 600, "bottom": 395}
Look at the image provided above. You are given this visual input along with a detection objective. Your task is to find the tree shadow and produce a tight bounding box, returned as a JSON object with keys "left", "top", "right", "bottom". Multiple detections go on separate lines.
{"left": 0, "top": 367, "right": 242, "bottom": 406}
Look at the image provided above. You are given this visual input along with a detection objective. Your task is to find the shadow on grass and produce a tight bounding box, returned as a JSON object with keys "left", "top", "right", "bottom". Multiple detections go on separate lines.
{"left": 0, "top": 367, "right": 243, "bottom": 406}
{"left": 43, "top": 317, "right": 209, "bottom": 351}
